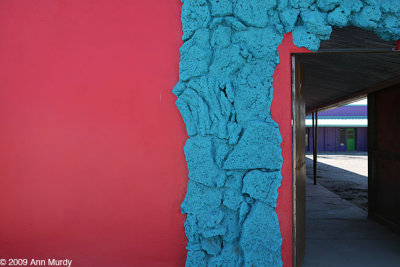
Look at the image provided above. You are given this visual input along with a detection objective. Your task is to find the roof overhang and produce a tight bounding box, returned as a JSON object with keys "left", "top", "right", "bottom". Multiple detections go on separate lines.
{"left": 292, "top": 27, "right": 400, "bottom": 114}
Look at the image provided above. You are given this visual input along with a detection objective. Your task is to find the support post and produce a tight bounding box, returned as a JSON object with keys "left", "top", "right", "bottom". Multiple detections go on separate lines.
{"left": 312, "top": 113, "right": 315, "bottom": 184}
{"left": 313, "top": 112, "right": 318, "bottom": 185}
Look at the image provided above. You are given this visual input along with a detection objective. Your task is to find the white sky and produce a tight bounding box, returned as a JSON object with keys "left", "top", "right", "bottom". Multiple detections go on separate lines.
{"left": 347, "top": 98, "right": 367, "bottom": 106}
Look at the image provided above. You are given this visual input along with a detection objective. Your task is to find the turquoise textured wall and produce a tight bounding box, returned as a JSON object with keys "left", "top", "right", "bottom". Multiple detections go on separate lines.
{"left": 174, "top": 0, "right": 400, "bottom": 266}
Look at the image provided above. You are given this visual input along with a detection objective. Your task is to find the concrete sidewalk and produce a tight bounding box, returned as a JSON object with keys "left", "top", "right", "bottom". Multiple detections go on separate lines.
{"left": 305, "top": 154, "right": 368, "bottom": 211}
{"left": 302, "top": 179, "right": 400, "bottom": 267}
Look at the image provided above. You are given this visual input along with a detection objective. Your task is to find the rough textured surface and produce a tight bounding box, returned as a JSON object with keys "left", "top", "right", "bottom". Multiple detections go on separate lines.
{"left": 175, "top": 0, "right": 400, "bottom": 266}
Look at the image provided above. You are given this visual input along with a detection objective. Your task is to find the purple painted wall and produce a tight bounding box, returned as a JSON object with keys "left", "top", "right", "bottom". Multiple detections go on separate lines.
{"left": 306, "top": 105, "right": 367, "bottom": 118}
{"left": 306, "top": 103, "right": 368, "bottom": 152}
{"left": 356, "top": 127, "right": 368, "bottom": 151}
{"left": 325, "top": 128, "right": 336, "bottom": 151}
{"left": 307, "top": 127, "right": 367, "bottom": 152}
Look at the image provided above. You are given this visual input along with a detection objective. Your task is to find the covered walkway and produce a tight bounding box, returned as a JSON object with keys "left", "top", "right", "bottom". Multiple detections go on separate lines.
{"left": 303, "top": 173, "right": 400, "bottom": 266}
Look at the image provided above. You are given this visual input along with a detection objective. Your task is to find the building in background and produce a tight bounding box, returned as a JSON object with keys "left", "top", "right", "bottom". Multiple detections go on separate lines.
{"left": 306, "top": 98, "right": 367, "bottom": 152}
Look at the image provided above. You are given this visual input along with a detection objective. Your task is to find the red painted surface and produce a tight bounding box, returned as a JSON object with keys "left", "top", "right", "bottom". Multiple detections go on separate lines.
{"left": 272, "top": 33, "right": 310, "bottom": 267}
{"left": 0, "top": 1, "right": 187, "bottom": 266}
{"left": 396, "top": 40, "right": 400, "bottom": 50}
{"left": 0, "top": 1, "right": 313, "bottom": 266}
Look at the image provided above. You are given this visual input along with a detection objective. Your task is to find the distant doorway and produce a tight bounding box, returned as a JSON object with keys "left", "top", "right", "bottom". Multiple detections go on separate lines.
{"left": 346, "top": 128, "right": 356, "bottom": 151}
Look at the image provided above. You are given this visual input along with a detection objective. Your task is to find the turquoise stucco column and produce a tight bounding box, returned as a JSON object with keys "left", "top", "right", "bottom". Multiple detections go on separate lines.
{"left": 174, "top": 0, "right": 400, "bottom": 266}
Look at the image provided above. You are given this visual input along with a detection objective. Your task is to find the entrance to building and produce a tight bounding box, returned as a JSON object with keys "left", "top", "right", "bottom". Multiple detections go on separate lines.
{"left": 291, "top": 27, "right": 400, "bottom": 266}
{"left": 346, "top": 128, "right": 356, "bottom": 151}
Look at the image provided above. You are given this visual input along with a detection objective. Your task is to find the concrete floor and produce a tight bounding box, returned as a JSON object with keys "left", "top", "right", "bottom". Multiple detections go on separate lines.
{"left": 305, "top": 154, "right": 368, "bottom": 210}
{"left": 302, "top": 178, "right": 400, "bottom": 267}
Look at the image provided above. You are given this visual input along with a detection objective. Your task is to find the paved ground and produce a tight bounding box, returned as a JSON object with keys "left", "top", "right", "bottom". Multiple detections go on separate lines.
{"left": 306, "top": 153, "right": 368, "bottom": 210}
{"left": 303, "top": 154, "right": 400, "bottom": 267}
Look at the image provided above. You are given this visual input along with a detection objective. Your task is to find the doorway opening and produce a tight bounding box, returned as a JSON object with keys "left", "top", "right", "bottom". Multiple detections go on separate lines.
{"left": 305, "top": 99, "right": 368, "bottom": 211}
{"left": 292, "top": 27, "right": 400, "bottom": 266}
